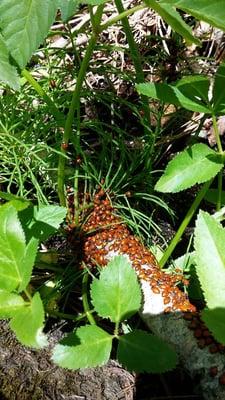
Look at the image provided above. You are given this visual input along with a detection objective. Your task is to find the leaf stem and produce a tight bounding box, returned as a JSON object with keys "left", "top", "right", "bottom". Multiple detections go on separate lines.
{"left": 114, "top": 0, "right": 150, "bottom": 124}
{"left": 57, "top": 5, "right": 104, "bottom": 206}
{"left": 212, "top": 114, "right": 223, "bottom": 154}
{"left": 159, "top": 179, "right": 213, "bottom": 268}
{"left": 21, "top": 69, "right": 64, "bottom": 126}
{"left": 100, "top": 4, "right": 145, "bottom": 32}
{"left": 82, "top": 270, "right": 96, "bottom": 325}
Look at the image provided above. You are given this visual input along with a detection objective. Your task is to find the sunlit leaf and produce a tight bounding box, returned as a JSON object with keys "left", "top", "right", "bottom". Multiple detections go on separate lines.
{"left": 0, "top": 0, "right": 58, "bottom": 68}
{"left": 91, "top": 255, "right": 141, "bottom": 323}
{"left": 155, "top": 143, "right": 223, "bottom": 193}
{"left": 194, "top": 211, "right": 225, "bottom": 309}
{"left": 202, "top": 308, "right": 225, "bottom": 345}
{"left": 52, "top": 325, "right": 112, "bottom": 369}
{"left": 10, "top": 292, "right": 47, "bottom": 348}
{"left": 0, "top": 290, "right": 25, "bottom": 318}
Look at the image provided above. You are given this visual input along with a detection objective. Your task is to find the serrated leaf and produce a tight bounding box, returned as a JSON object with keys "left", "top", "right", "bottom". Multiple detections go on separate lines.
{"left": 52, "top": 325, "right": 112, "bottom": 369}
{"left": 20, "top": 205, "right": 67, "bottom": 242}
{"left": 91, "top": 255, "right": 141, "bottom": 323}
{"left": 0, "top": 34, "right": 20, "bottom": 90}
{"left": 0, "top": 205, "right": 26, "bottom": 291}
{"left": 155, "top": 143, "right": 223, "bottom": 193}
{"left": 201, "top": 308, "right": 225, "bottom": 345}
{"left": 145, "top": 0, "right": 200, "bottom": 45}
{"left": 117, "top": 330, "right": 177, "bottom": 373}
{"left": 59, "top": 0, "right": 79, "bottom": 21}
{"left": 212, "top": 63, "right": 225, "bottom": 114}
{"left": 18, "top": 237, "right": 38, "bottom": 292}
{"left": 0, "top": 290, "right": 25, "bottom": 318}
{"left": 0, "top": 0, "right": 58, "bottom": 69}
{"left": 136, "top": 82, "right": 211, "bottom": 113}
{"left": 194, "top": 211, "right": 225, "bottom": 308}
{"left": 162, "top": 0, "right": 225, "bottom": 32}
{"left": 10, "top": 292, "right": 47, "bottom": 348}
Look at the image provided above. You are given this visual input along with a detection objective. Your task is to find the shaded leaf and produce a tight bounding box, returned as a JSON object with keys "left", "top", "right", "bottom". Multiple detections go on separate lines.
{"left": 155, "top": 143, "right": 223, "bottom": 193}
{"left": 212, "top": 63, "right": 225, "bottom": 114}
{"left": 117, "top": 330, "right": 177, "bottom": 373}
{"left": 0, "top": 0, "right": 58, "bottom": 68}
{"left": 10, "top": 292, "right": 47, "bottom": 348}
{"left": 202, "top": 308, "right": 225, "bottom": 345}
{"left": 136, "top": 82, "right": 211, "bottom": 113}
{"left": 59, "top": 0, "right": 79, "bottom": 21}
{"left": 194, "top": 211, "right": 225, "bottom": 308}
{"left": 176, "top": 75, "right": 210, "bottom": 106}
{"left": 0, "top": 34, "right": 20, "bottom": 90}
{"left": 52, "top": 325, "right": 112, "bottom": 369}
{"left": 204, "top": 189, "right": 225, "bottom": 206}
{"left": 162, "top": 0, "right": 225, "bottom": 32}
{"left": 91, "top": 255, "right": 141, "bottom": 323}
{"left": 0, "top": 290, "right": 25, "bottom": 318}
{"left": 20, "top": 205, "right": 67, "bottom": 242}
{"left": 145, "top": 0, "right": 200, "bottom": 45}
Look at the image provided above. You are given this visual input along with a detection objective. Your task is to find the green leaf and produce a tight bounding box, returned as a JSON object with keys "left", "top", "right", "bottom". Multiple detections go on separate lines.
{"left": 0, "top": 34, "right": 20, "bottom": 90}
{"left": 201, "top": 308, "right": 225, "bottom": 345}
{"left": 0, "top": 192, "right": 31, "bottom": 211}
{"left": 59, "top": 0, "right": 79, "bottom": 21}
{"left": 0, "top": 290, "right": 25, "bottom": 318}
{"left": 10, "top": 292, "right": 47, "bottom": 348}
{"left": 176, "top": 75, "right": 210, "bottom": 106}
{"left": 136, "top": 82, "right": 211, "bottom": 113}
{"left": 91, "top": 255, "right": 141, "bottom": 323}
{"left": 155, "top": 143, "right": 223, "bottom": 193}
{"left": 0, "top": 205, "right": 26, "bottom": 291}
{"left": 18, "top": 237, "right": 38, "bottom": 292}
{"left": 82, "top": 0, "right": 107, "bottom": 4}
{"left": 52, "top": 325, "right": 112, "bottom": 369}
{"left": 20, "top": 205, "right": 67, "bottom": 242}
{"left": 162, "top": 0, "right": 225, "bottom": 32}
{"left": 205, "top": 189, "right": 225, "bottom": 206}
{"left": 117, "top": 330, "right": 177, "bottom": 373}
{"left": 0, "top": 0, "right": 58, "bottom": 69}
{"left": 145, "top": 0, "right": 200, "bottom": 45}
{"left": 194, "top": 211, "right": 225, "bottom": 308}
{"left": 212, "top": 63, "right": 225, "bottom": 114}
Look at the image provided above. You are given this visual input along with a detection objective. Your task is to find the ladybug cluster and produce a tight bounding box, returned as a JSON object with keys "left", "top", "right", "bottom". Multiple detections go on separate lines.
{"left": 67, "top": 188, "right": 225, "bottom": 386}
{"left": 82, "top": 190, "right": 195, "bottom": 313}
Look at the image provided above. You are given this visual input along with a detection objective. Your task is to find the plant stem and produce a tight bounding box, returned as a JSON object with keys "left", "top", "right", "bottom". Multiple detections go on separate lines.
{"left": 21, "top": 69, "right": 65, "bottom": 126}
{"left": 212, "top": 114, "right": 223, "bottom": 154}
{"left": 114, "top": 0, "right": 150, "bottom": 123}
{"left": 47, "top": 309, "right": 95, "bottom": 322}
{"left": 212, "top": 115, "right": 223, "bottom": 211}
{"left": 159, "top": 179, "right": 213, "bottom": 268}
{"left": 82, "top": 270, "right": 96, "bottom": 325}
{"left": 57, "top": 5, "right": 104, "bottom": 206}
{"left": 100, "top": 4, "right": 145, "bottom": 32}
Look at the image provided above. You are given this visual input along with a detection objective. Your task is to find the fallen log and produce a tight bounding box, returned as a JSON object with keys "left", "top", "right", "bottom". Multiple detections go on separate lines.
{"left": 82, "top": 191, "right": 225, "bottom": 400}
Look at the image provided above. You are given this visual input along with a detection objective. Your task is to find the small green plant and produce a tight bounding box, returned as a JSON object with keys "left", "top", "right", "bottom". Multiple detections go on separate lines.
{"left": 0, "top": 199, "right": 66, "bottom": 348}
{"left": 52, "top": 255, "right": 177, "bottom": 372}
{"left": 0, "top": 201, "right": 177, "bottom": 372}
{"left": 137, "top": 61, "right": 225, "bottom": 347}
